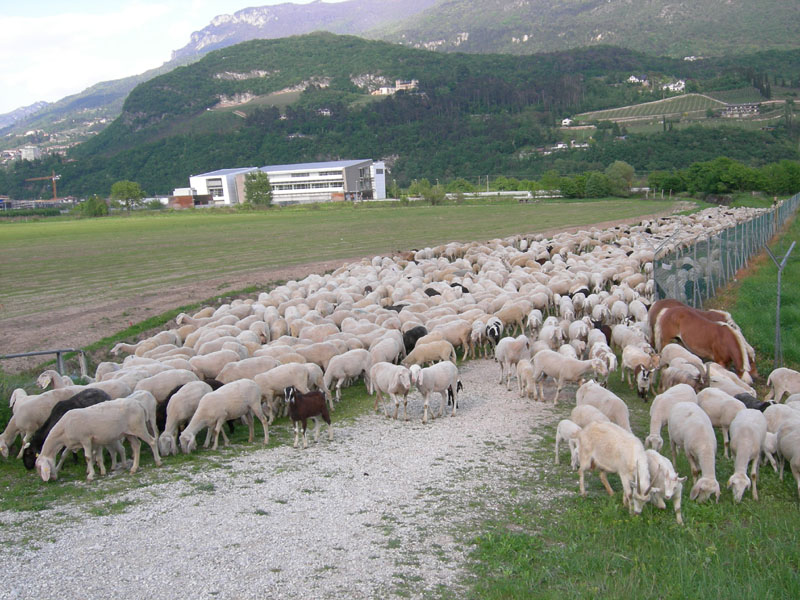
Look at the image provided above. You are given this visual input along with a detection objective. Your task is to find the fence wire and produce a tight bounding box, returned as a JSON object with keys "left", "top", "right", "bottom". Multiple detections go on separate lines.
{"left": 653, "top": 193, "right": 800, "bottom": 306}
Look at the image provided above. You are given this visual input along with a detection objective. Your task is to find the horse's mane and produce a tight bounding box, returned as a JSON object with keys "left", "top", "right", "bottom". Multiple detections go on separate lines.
{"left": 722, "top": 323, "right": 750, "bottom": 375}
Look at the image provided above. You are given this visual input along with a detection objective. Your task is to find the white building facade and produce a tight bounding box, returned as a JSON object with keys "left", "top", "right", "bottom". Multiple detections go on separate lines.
{"left": 186, "top": 159, "right": 386, "bottom": 206}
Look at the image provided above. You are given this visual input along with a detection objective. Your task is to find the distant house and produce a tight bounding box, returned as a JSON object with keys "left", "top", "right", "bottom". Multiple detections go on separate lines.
{"left": 628, "top": 75, "right": 647, "bottom": 84}
{"left": 722, "top": 103, "right": 760, "bottom": 118}
{"left": 371, "top": 79, "right": 420, "bottom": 96}
{"left": 662, "top": 80, "right": 686, "bottom": 93}
{"left": 561, "top": 118, "right": 574, "bottom": 126}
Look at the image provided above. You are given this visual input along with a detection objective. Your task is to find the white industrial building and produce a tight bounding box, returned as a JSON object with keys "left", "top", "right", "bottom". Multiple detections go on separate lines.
{"left": 185, "top": 159, "right": 386, "bottom": 206}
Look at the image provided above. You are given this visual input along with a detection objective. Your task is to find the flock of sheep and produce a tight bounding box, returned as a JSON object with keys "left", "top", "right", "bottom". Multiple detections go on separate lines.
{"left": 2, "top": 202, "right": 800, "bottom": 525}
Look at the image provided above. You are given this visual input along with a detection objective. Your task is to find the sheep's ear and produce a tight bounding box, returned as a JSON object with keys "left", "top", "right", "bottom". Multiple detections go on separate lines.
{"left": 678, "top": 475, "right": 687, "bottom": 483}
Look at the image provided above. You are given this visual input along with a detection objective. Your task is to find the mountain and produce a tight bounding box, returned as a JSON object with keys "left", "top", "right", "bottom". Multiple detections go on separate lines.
{"left": 0, "top": 102, "right": 50, "bottom": 130}
{"left": 377, "top": 0, "right": 800, "bottom": 57}
{"left": 2, "top": 33, "right": 792, "bottom": 201}
{"left": 171, "top": 0, "right": 438, "bottom": 61}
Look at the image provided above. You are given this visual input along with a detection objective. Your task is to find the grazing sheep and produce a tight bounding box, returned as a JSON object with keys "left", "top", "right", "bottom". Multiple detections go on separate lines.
{"left": 620, "top": 345, "right": 659, "bottom": 400}
{"left": 777, "top": 420, "right": 800, "bottom": 498}
{"left": 35, "top": 396, "right": 162, "bottom": 482}
{"left": 697, "top": 388, "right": 746, "bottom": 458}
{"left": 575, "top": 380, "right": 632, "bottom": 432}
{"left": 667, "top": 402, "right": 720, "bottom": 503}
{"left": 645, "top": 384, "right": 697, "bottom": 451}
{"left": 368, "top": 362, "right": 413, "bottom": 420}
{"left": 555, "top": 419, "right": 581, "bottom": 468}
{"left": 188, "top": 349, "right": 241, "bottom": 379}
{"left": 495, "top": 335, "right": 532, "bottom": 390}
{"left": 727, "top": 409, "right": 767, "bottom": 502}
{"left": 516, "top": 358, "right": 536, "bottom": 399}
{"left": 21, "top": 388, "right": 112, "bottom": 470}
{"left": 36, "top": 370, "right": 74, "bottom": 390}
{"left": 570, "top": 404, "right": 611, "bottom": 428}
{"left": 284, "top": 386, "right": 333, "bottom": 449}
{"left": 134, "top": 369, "right": 199, "bottom": 403}
{"left": 402, "top": 325, "right": 429, "bottom": 356}
{"left": 157, "top": 381, "right": 213, "bottom": 456}
{"left": 658, "top": 361, "right": 704, "bottom": 393}
{"left": 409, "top": 361, "right": 460, "bottom": 424}
{"left": 216, "top": 356, "right": 281, "bottom": 385}
{"left": 253, "top": 363, "right": 311, "bottom": 423}
{"left": 764, "top": 403, "right": 800, "bottom": 435}
{"left": 766, "top": 367, "right": 800, "bottom": 403}
{"left": 645, "top": 450, "right": 686, "bottom": 524}
{"left": 577, "top": 421, "right": 656, "bottom": 515}
{"left": 179, "top": 379, "right": 269, "bottom": 453}
{"left": 402, "top": 340, "right": 458, "bottom": 367}
{"left": 533, "top": 351, "right": 608, "bottom": 405}
{"left": 323, "top": 348, "right": 372, "bottom": 403}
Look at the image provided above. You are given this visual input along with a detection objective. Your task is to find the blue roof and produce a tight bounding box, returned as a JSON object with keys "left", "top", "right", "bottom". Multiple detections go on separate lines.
{"left": 259, "top": 159, "right": 370, "bottom": 173}
{"left": 191, "top": 167, "right": 257, "bottom": 177}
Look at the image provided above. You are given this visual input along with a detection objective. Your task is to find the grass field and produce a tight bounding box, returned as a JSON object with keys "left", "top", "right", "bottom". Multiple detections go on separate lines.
{"left": 0, "top": 198, "right": 674, "bottom": 322}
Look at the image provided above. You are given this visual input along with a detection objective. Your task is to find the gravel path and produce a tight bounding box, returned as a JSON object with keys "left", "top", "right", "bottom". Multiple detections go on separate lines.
{"left": 0, "top": 360, "right": 561, "bottom": 600}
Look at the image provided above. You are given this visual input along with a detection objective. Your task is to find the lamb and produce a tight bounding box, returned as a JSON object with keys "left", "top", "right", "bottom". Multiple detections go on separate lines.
{"left": 368, "top": 362, "right": 413, "bottom": 420}
{"left": 727, "top": 409, "right": 767, "bottom": 502}
{"left": 516, "top": 358, "right": 536, "bottom": 399}
{"left": 21, "top": 388, "right": 112, "bottom": 471}
{"left": 766, "top": 367, "right": 800, "bottom": 403}
{"left": 284, "top": 386, "right": 333, "bottom": 449}
{"left": 645, "top": 449, "right": 686, "bottom": 524}
{"left": 776, "top": 420, "right": 800, "bottom": 498}
{"left": 179, "top": 379, "right": 269, "bottom": 453}
{"left": 570, "top": 404, "right": 610, "bottom": 428}
{"left": 157, "top": 381, "right": 213, "bottom": 456}
{"left": 409, "top": 361, "right": 460, "bottom": 424}
{"left": 35, "top": 396, "right": 162, "bottom": 482}
{"left": 575, "top": 380, "right": 632, "bottom": 432}
{"left": 554, "top": 419, "right": 581, "bottom": 468}
{"left": 645, "top": 383, "right": 698, "bottom": 451}
{"left": 495, "top": 335, "right": 532, "bottom": 390}
{"left": 667, "top": 402, "right": 720, "bottom": 503}
{"left": 532, "top": 350, "right": 608, "bottom": 405}
{"left": 323, "top": 348, "right": 372, "bottom": 403}
{"left": 577, "top": 421, "right": 656, "bottom": 515}
{"left": 402, "top": 340, "right": 458, "bottom": 367}
{"left": 697, "top": 388, "right": 746, "bottom": 458}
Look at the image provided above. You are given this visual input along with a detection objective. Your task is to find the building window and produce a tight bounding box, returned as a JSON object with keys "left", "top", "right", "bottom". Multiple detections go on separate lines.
{"left": 290, "top": 172, "right": 310, "bottom": 178}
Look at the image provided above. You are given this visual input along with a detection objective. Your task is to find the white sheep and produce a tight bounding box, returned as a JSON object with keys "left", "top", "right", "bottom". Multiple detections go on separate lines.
{"left": 179, "top": 379, "right": 269, "bottom": 453}
{"left": 620, "top": 344, "right": 659, "bottom": 400}
{"left": 727, "top": 408, "right": 767, "bottom": 502}
{"left": 409, "top": 361, "right": 460, "bottom": 424}
{"left": 667, "top": 402, "right": 720, "bottom": 503}
{"left": 697, "top": 388, "right": 746, "bottom": 458}
{"left": 533, "top": 351, "right": 608, "bottom": 405}
{"left": 253, "top": 363, "right": 311, "bottom": 422}
{"left": 777, "top": 420, "right": 800, "bottom": 498}
{"left": 157, "top": 381, "right": 213, "bottom": 456}
{"left": 645, "top": 449, "right": 686, "bottom": 524}
{"left": 575, "top": 380, "right": 632, "bottom": 432}
{"left": 766, "top": 367, "right": 800, "bottom": 403}
{"left": 495, "top": 335, "right": 532, "bottom": 390}
{"left": 368, "top": 362, "right": 413, "bottom": 420}
{"left": 515, "top": 358, "right": 536, "bottom": 399}
{"left": 35, "top": 396, "right": 162, "bottom": 482}
{"left": 134, "top": 369, "right": 199, "bottom": 403}
{"left": 645, "top": 383, "right": 698, "bottom": 451}
{"left": 36, "top": 370, "right": 74, "bottom": 390}
{"left": 323, "top": 348, "right": 372, "bottom": 403}
{"left": 188, "top": 349, "right": 240, "bottom": 379}
{"left": 555, "top": 419, "right": 581, "bottom": 468}
{"left": 216, "top": 356, "right": 281, "bottom": 385}
{"left": 577, "top": 421, "right": 656, "bottom": 515}
{"left": 402, "top": 340, "right": 458, "bottom": 367}
{"left": 570, "top": 404, "right": 610, "bottom": 428}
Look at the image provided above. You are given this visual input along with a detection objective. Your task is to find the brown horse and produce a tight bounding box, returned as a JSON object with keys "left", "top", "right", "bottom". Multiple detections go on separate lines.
{"left": 647, "top": 299, "right": 733, "bottom": 336}
{"left": 653, "top": 306, "right": 753, "bottom": 380}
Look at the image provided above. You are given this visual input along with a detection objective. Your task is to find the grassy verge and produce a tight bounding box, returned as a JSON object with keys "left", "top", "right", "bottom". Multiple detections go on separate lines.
{"left": 468, "top": 374, "right": 800, "bottom": 599}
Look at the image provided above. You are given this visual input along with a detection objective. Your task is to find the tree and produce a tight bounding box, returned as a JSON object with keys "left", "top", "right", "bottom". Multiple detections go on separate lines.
{"left": 605, "top": 160, "right": 635, "bottom": 196}
{"left": 244, "top": 170, "right": 273, "bottom": 206}
{"left": 80, "top": 194, "right": 109, "bottom": 217}
{"left": 110, "top": 180, "right": 145, "bottom": 214}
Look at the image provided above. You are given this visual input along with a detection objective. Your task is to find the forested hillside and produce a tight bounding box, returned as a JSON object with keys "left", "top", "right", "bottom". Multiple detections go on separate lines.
{"left": 3, "top": 34, "right": 798, "bottom": 198}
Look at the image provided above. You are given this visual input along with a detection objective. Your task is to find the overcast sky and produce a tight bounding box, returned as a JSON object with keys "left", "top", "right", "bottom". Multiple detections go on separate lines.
{"left": 0, "top": 1, "right": 343, "bottom": 115}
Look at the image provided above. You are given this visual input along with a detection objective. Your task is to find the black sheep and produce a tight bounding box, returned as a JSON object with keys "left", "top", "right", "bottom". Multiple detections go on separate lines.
{"left": 403, "top": 325, "right": 428, "bottom": 355}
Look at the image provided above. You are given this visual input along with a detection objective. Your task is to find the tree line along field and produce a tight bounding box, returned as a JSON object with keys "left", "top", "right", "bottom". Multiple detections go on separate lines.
{"left": 0, "top": 199, "right": 674, "bottom": 324}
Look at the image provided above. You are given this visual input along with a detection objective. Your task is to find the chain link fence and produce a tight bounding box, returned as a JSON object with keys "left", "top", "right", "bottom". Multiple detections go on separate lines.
{"left": 653, "top": 193, "right": 800, "bottom": 306}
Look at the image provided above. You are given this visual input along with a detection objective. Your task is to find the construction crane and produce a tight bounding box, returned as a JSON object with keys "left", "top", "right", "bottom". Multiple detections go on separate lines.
{"left": 25, "top": 170, "right": 61, "bottom": 201}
